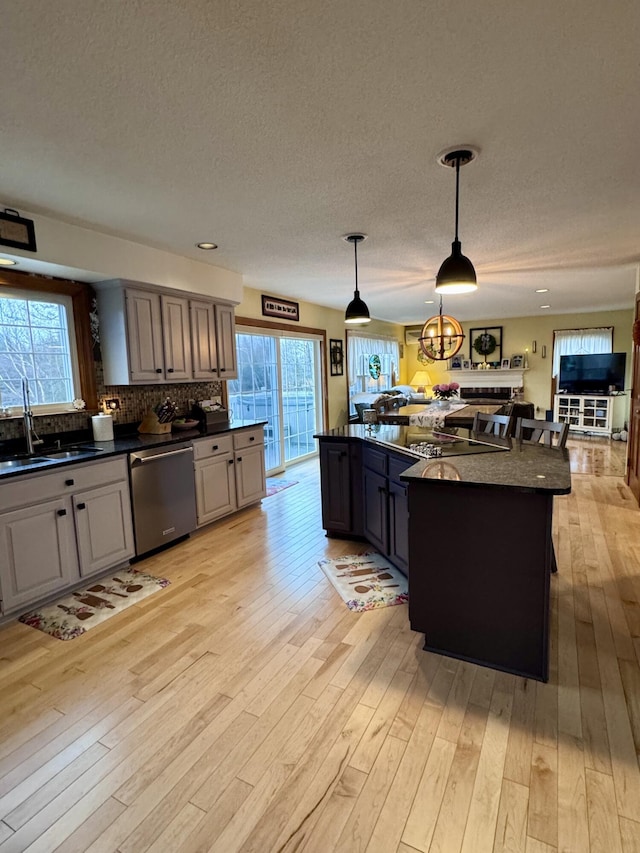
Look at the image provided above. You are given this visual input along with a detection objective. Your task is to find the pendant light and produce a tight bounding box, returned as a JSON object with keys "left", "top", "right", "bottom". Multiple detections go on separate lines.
{"left": 344, "top": 233, "right": 371, "bottom": 324}
{"left": 419, "top": 295, "right": 465, "bottom": 361}
{"left": 435, "top": 147, "right": 478, "bottom": 294}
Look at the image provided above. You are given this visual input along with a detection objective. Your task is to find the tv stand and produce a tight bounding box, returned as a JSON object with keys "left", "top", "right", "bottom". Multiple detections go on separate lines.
{"left": 554, "top": 394, "right": 614, "bottom": 436}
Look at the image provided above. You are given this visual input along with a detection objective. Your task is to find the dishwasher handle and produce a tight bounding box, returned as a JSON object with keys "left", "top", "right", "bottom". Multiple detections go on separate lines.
{"left": 129, "top": 446, "right": 194, "bottom": 467}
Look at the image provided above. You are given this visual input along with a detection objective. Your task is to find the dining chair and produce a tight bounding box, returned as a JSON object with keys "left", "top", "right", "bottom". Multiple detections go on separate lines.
{"left": 514, "top": 416, "right": 569, "bottom": 449}
{"left": 472, "top": 411, "right": 514, "bottom": 437}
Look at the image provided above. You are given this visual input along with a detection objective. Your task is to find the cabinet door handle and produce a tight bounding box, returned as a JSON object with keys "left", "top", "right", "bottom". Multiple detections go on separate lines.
{"left": 228, "top": 459, "right": 234, "bottom": 465}
{"left": 167, "top": 368, "right": 174, "bottom": 373}
{"left": 220, "top": 368, "right": 226, "bottom": 372}
{"left": 237, "top": 456, "right": 242, "bottom": 462}
{"left": 156, "top": 368, "right": 162, "bottom": 373}
{"left": 212, "top": 444, "right": 219, "bottom": 451}
{"left": 57, "top": 508, "right": 67, "bottom": 517}
{"left": 65, "top": 479, "right": 75, "bottom": 486}
{"left": 249, "top": 436, "right": 255, "bottom": 442}
{"left": 76, "top": 502, "right": 86, "bottom": 510}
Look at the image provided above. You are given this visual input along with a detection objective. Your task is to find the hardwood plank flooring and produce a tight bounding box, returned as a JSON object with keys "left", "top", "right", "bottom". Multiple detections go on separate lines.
{"left": 0, "top": 436, "right": 638, "bottom": 851}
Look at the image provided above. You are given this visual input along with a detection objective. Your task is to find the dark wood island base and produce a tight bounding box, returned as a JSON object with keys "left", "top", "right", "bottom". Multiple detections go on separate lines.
{"left": 315, "top": 425, "right": 571, "bottom": 683}
{"left": 407, "top": 480, "right": 553, "bottom": 681}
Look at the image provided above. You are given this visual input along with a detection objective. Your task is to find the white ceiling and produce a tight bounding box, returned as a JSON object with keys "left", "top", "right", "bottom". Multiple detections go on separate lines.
{"left": 1, "top": 0, "right": 639, "bottom": 323}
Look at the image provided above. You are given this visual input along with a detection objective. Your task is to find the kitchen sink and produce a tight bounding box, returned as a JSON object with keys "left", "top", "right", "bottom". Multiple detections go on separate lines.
{"left": 0, "top": 457, "right": 51, "bottom": 471}
{"left": 44, "top": 448, "right": 103, "bottom": 458}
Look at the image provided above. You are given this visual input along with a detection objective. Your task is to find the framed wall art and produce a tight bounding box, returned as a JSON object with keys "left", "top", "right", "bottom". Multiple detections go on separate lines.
{"left": 470, "top": 326, "right": 502, "bottom": 365}
{"left": 329, "top": 338, "right": 344, "bottom": 376}
{"left": 0, "top": 208, "right": 37, "bottom": 253}
{"left": 261, "top": 294, "right": 299, "bottom": 321}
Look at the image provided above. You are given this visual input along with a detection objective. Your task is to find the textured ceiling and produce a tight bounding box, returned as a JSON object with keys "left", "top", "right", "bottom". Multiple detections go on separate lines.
{"left": 1, "top": 0, "right": 639, "bottom": 322}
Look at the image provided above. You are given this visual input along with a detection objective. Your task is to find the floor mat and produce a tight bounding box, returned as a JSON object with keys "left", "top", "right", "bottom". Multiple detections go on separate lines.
{"left": 266, "top": 479, "right": 298, "bottom": 497}
{"left": 18, "top": 569, "right": 170, "bottom": 640}
{"left": 318, "top": 552, "right": 408, "bottom": 612}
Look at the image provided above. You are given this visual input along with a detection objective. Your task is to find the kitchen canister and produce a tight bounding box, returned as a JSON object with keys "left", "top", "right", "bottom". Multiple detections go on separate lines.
{"left": 91, "top": 413, "right": 114, "bottom": 442}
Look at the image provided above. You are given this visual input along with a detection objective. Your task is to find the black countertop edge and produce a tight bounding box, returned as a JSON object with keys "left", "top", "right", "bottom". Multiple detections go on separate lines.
{"left": 0, "top": 420, "right": 268, "bottom": 481}
{"left": 315, "top": 425, "right": 572, "bottom": 495}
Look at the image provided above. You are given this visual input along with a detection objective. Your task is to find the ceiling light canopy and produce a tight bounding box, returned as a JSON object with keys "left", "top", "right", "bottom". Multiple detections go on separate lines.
{"left": 0, "top": 258, "right": 17, "bottom": 266}
{"left": 344, "top": 234, "right": 371, "bottom": 325}
{"left": 196, "top": 242, "right": 218, "bottom": 250}
{"left": 435, "top": 147, "right": 478, "bottom": 295}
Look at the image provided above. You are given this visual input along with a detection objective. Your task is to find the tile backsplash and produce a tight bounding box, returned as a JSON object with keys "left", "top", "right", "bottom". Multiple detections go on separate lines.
{"left": 0, "top": 360, "right": 223, "bottom": 441}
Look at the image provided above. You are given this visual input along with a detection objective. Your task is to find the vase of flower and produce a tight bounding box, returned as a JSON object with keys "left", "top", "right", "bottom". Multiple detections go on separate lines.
{"left": 432, "top": 382, "right": 460, "bottom": 407}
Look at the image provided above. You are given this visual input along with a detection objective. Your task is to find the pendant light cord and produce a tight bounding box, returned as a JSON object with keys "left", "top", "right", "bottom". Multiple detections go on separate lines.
{"left": 353, "top": 238, "right": 359, "bottom": 295}
{"left": 454, "top": 155, "right": 460, "bottom": 243}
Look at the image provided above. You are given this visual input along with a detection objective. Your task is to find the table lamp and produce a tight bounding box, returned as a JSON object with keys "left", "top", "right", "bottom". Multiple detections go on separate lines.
{"left": 409, "top": 370, "right": 433, "bottom": 394}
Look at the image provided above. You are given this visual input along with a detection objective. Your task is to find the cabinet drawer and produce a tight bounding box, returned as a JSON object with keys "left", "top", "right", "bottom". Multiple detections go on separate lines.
{"left": 192, "top": 434, "right": 234, "bottom": 461}
{"left": 363, "top": 445, "right": 388, "bottom": 476}
{"left": 233, "top": 427, "right": 265, "bottom": 451}
{"left": 0, "top": 457, "right": 129, "bottom": 513}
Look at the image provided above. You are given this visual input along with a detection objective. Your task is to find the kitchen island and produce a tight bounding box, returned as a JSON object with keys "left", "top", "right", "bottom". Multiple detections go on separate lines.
{"left": 315, "top": 425, "right": 571, "bottom": 681}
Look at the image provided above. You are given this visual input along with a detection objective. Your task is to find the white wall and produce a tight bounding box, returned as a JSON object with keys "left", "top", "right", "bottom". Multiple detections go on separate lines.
{"left": 1, "top": 207, "right": 243, "bottom": 303}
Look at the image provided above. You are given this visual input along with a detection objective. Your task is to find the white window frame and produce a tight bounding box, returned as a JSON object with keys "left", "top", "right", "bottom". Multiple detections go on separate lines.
{"left": 0, "top": 288, "right": 82, "bottom": 415}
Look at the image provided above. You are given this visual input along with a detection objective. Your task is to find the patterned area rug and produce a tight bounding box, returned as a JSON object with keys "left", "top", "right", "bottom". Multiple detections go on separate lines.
{"left": 266, "top": 479, "right": 298, "bottom": 497}
{"left": 318, "top": 552, "right": 409, "bottom": 612}
{"left": 18, "top": 569, "right": 170, "bottom": 640}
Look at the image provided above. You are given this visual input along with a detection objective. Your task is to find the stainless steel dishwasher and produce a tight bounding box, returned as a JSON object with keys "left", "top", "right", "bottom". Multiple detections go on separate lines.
{"left": 129, "top": 442, "right": 197, "bottom": 556}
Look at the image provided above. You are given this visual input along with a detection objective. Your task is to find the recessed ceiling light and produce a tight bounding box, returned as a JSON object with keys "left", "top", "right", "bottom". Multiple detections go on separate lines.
{"left": 0, "top": 258, "right": 17, "bottom": 266}
{"left": 196, "top": 242, "right": 218, "bottom": 250}
{"left": 424, "top": 300, "right": 435, "bottom": 304}
{"left": 540, "top": 304, "right": 551, "bottom": 309}
{"left": 535, "top": 288, "right": 549, "bottom": 293}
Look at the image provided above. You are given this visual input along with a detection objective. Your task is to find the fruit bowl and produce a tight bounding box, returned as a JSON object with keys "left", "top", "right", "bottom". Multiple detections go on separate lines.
{"left": 171, "top": 419, "right": 199, "bottom": 431}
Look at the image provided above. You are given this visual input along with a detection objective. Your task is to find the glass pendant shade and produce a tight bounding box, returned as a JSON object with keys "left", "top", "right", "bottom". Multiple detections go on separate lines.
{"left": 419, "top": 308, "right": 464, "bottom": 361}
{"left": 435, "top": 239, "right": 477, "bottom": 294}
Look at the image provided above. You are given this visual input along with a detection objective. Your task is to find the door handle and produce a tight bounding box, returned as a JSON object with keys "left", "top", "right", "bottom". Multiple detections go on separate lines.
{"left": 130, "top": 446, "right": 194, "bottom": 466}
{"left": 237, "top": 456, "right": 242, "bottom": 462}
{"left": 228, "top": 459, "right": 234, "bottom": 465}
{"left": 57, "top": 508, "right": 67, "bottom": 517}
{"left": 76, "top": 502, "right": 86, "bottom": 510}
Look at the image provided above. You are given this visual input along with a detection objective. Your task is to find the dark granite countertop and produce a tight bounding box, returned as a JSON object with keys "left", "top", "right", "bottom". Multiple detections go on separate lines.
{"left": 314, "top": 424, "right": 571, "bottom": 495}
{"left": 0, "top": 419, "right": 268, "bottom": 481}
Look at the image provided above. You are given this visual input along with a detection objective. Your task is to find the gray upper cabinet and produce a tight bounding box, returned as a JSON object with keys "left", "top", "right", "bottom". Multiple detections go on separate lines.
{"left": 97, "top": 283, "right": 237, "bottom": 385}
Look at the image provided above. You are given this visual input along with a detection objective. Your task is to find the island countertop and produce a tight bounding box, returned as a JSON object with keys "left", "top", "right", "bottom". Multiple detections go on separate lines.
{"left": 314, "top": 424, "right": 571, "bottom": 495}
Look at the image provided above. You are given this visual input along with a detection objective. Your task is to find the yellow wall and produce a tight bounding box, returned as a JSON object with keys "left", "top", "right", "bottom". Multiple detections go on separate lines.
{"left": 234, "top": 286, "right": 405, "bottom": 427}
{"left": 405, "top": 309, "right": 633, "bottom": 428}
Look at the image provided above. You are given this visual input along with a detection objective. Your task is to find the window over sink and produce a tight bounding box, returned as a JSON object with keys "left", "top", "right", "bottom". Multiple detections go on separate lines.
{"left": 0, "top": 289, "right": 81, "bottom": 412}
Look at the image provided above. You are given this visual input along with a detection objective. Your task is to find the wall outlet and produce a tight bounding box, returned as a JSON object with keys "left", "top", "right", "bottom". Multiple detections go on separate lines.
{"left": 104, "top": 398, "right": 121, "bottom": 411}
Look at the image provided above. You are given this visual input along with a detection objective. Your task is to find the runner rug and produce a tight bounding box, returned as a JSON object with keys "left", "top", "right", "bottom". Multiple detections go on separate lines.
{"left": 318, "top": 552, "right": 408, "bottom": 612}
{"left": 266, "top": 479, "right": 298, "bottom": 497}
{"left": 18, "top": 569, "right": 170, "bottom": 640}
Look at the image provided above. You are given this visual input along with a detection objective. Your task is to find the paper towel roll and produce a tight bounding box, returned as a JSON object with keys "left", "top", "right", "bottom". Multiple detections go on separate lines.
{"left": 92, "top": 413, "right": 114, "bottom": 442}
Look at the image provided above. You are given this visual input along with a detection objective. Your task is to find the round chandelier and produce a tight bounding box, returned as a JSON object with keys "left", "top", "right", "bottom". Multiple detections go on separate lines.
{"left": 418, "top": 296, "right": 464, "bottom": 361}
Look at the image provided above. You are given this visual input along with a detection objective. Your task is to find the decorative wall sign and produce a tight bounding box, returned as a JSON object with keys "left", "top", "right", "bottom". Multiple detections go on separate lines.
{"left": 329, "top": 338, "right": 344, "bottom": 376}
{"left": 470, "top": 326, "right": 502, "bottom": 365}
{"left": 261, "top": 295, "right": 299, "bottom": 321}
{"left": 0, "top": 208, "right": 37, "bottom": 252}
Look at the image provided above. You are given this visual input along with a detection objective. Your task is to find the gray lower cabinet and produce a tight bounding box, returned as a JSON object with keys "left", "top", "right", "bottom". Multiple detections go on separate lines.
{"left": 193, "top": 426, "right": 266, "bottom": 526}
{"left": 0, "top": 497, "right": 79, "bottom": 612}
{"left": 0, "top": 457, "right": 135, "bottom": 615}
{"left": 73, "top": 481, "right": 135, "bottom": 577}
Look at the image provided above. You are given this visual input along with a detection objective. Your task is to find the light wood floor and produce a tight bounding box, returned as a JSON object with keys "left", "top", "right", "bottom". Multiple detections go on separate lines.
{"left": 0, "top": 436, "right": 639, "bottom": 852}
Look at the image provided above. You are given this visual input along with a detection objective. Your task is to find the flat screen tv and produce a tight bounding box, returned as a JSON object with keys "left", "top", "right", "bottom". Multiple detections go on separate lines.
{"left": 558, "top": 352, "right": 626, "bottom": 394}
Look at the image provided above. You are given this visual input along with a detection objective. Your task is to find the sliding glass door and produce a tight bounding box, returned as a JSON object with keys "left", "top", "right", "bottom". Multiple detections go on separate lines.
{"left": 228, "top": 329, "right": 323, "bottom": 475}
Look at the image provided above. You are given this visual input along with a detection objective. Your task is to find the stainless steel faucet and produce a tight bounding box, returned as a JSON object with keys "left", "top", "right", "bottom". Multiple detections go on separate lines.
{"left": 22, "top": 378, "right": 43, "bottom": 454}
